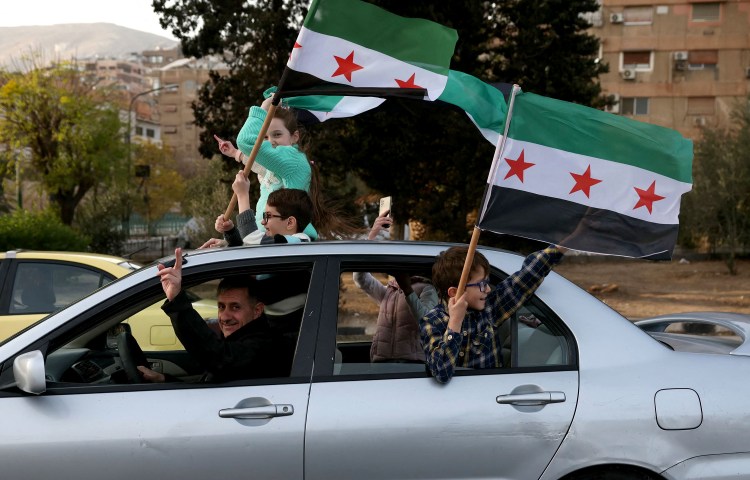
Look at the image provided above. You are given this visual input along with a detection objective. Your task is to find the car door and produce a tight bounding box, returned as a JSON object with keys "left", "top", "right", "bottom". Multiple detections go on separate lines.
{"left": 304, "top": 257, "right": 579, "bottom": 480}
{"left": 0, "top": 254, "right": 325, "bottom": 480}
{"left": 0, "top": 258, "right": 115, "bottom": 340}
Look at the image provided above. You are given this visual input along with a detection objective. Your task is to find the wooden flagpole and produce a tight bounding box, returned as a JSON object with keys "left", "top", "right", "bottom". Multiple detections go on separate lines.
{"left": 455, "top": 84, "right": 522, "bottom": 299}
{"left": 455, "top": 226, "right": 483, "bottom": 298}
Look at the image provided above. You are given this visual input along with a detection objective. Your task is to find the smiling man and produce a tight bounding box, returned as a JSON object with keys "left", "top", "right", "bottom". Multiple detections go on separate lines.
{"left": 139, "top": 248, "right": 290, "bottom": 383}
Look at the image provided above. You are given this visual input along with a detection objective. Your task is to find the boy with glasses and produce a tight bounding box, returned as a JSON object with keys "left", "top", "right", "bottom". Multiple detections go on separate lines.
{"left": 207, "top": 179, "right": 314, "bottom": 246}
{"left": 420, "top": 244, "right": 567, "bottom": 383}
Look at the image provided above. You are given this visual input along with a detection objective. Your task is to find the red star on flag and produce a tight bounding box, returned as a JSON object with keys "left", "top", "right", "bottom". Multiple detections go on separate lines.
{"left": 569, "top": 165, "right": 602, "bottom": 198}
{"left": 332, "top": 51, "right": 364, "bottom": 82}
{"left": 503, "top": 149, "right": 535, "bottom": 182}
{"left": 289, "top": 41, "right": 302, "bottom": 61}
{"left": 633, "top": 181, "right": 665, "bottom": 214}
{"left": 395, "top": 73, "right": 423, "bottom": 89}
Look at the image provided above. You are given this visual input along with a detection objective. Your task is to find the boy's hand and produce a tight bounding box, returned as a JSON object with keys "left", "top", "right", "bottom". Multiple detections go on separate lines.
{"left": 157, "top": 248, "right": 183, "bottom": 302}
{"left": 199, "top": 238, "right": 228, "bottom": 249}
{"left": 215, "top": 214, "right": 234, "bottom": 233}
{"left": 232, "top": 171, "right": 251, "bottom": 197}
{"left": 447, "top": 292, "right": 468, "bottom": 332}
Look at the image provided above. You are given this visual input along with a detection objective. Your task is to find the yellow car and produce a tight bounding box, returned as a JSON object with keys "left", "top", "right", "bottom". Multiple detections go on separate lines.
{"left": 0, "top": 250, "right": 216, "bottom": 350}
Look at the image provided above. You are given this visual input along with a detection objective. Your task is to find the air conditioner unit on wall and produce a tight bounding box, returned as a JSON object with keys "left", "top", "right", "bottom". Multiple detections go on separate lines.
{"left": 673, "top": 51, "right": 688, "bottom": 61}
{"left": 621, "top": 68, "right": 637, "bottom": 80}
{"left": 610, "top": 12, "right": 624, "bottom": 23}
{"left": 693, "top": 117, "right": 707, "bottom": 127}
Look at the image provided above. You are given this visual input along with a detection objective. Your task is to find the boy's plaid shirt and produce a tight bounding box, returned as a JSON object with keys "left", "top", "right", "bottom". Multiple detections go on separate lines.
{"left": 419, "top": 246, "right": 564, "bottom": 383}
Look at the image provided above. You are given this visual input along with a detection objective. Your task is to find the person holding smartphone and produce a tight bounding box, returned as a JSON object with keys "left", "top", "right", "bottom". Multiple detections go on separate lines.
{"left": 353, "top": 205, "right": 439, "bottom": 363}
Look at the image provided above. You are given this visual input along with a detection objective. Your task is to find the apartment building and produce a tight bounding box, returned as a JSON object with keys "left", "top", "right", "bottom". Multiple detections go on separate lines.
{"left": 156, "top": 56, "right": 229, "bottom": 171}
{"left": 595, "top": 1, "right": 750, "bottom": 138}
{"left": 79, "top": 58, "right": 149, "bottom": 93}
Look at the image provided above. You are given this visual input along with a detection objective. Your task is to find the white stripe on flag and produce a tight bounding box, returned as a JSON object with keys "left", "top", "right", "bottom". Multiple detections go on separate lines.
{"left": 491, "top": 138, "right": 692, "bottom": 225}
{"left": 289, "top": 27, "right": 448, "bottom": 100}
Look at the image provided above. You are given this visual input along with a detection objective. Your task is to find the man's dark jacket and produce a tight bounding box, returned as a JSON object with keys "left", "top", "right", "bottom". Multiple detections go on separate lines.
{"left": 162, "top": 291, "right": 291, "bottom": 382}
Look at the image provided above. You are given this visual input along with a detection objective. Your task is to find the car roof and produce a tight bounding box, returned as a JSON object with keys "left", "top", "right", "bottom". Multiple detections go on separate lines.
{"left": 1, "top": 250, "right": 142, "bottom": 276}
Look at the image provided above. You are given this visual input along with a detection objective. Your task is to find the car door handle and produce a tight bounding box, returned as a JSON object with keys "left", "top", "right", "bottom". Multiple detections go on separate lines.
{"left": 219, "top": 404, "right": 294, "bottom": 419}
{"left": 496, "top": 391, "right": 566, "bottom": 406}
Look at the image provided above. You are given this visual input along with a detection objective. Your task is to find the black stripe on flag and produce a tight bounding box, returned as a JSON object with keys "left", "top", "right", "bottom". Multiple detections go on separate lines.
{"left": 478, "top": 186, "right": 678, "bottom": 260}
{"left": 277, "top": 69, "right": 426, "bottom": 99}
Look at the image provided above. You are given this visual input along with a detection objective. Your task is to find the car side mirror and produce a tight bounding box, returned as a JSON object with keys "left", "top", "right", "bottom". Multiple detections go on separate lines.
{"left": 13, "top": 350, "right": 46, "bottom": 395}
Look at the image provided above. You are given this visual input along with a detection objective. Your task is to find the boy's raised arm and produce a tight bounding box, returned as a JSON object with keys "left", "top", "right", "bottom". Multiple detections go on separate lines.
{"left": 488, "top": 246, "right": 565, "bottom": 328}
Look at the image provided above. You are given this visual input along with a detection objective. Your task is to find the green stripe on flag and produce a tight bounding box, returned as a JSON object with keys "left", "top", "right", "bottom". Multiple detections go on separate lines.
{"left": 285, "top": 94, "right": 344, "bottom": 112}
{"left": 438, "top": 70, "right": 507, "bottom": 142}
{"left": 510, "top": 92, "right": 693, "bottom": 183}
{"left": 304, "top": 0, "right": 458, "bottom": 74}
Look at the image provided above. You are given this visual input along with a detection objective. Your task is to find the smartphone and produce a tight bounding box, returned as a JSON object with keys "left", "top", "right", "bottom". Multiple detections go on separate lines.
{"left": 378, "top": 196, "right": 392, "bottom": 228}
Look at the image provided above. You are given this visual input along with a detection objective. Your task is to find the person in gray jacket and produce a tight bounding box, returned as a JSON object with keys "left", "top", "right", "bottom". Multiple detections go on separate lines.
{"left": 353, "top": 213, "right": 438, "bottom": 362}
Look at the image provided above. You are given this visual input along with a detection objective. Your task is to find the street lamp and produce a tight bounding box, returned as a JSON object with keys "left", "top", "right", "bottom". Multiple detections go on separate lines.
{"left": 124, "top": 83, "right": 178, "bottom": 236}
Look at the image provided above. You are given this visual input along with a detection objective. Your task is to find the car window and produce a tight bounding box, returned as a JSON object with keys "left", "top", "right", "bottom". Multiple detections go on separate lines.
{"left": 9, "top": 262, "right": 114, "bottom": 315}
{"left": 123, "top": 282, "right": 218, "bottom": 351}
{"left": 504, "top": 302, "right": 573, "bottom": 368}
{"left": 336, "top": 269, "right": 433, "bottom": 376}
{"left": 41, "top": 262, "right": 314, "bottom": 389}
{"left": 333, "top": 264, "right": 576, "bottom": 378}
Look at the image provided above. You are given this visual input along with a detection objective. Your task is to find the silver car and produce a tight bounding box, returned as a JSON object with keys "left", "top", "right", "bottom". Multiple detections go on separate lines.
{"left": 1, "top": 242, "right": 750, "bottom": 480}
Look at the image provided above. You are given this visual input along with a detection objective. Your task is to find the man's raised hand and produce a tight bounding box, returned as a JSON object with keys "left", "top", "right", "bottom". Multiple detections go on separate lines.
{"left": 157, "top": 247, "right": 183, "bottom": 302}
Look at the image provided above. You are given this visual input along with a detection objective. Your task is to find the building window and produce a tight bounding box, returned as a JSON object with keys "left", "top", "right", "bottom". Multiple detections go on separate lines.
{"left": 183, "top": 80, "right": 196, "bottom": 92}
{"left": 687, "top": 50, "right": 718, "bottom": 70}
{"left": 623, "top": 6, "right": 653, "bottom": 24}
{"left": 162, "top": 104, "right": 178, "bottom": 113}
{"left": 623, "top": 51, "right": 652, "bottom": 70}
{"left": 164, "top": 126, "right": 178, "bottom": 134}
{"left": 687, "top": 97, "right": 715, "bottom": 115}
{"left": 135, "top": 126, "right": 144, "bottom": 136}
{"left": 621, "top": 97, "right": 649, "bottom": 116}
{"left": 146, "top": 129, "right": 156, "bottom": 138}
{"left": 692, "top": 3, "right": 720, "bottom": 22}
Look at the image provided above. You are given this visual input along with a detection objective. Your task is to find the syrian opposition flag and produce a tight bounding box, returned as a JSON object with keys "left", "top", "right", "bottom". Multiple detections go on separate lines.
{"left": 478, "top": 90, "right": 693, "bottom": 260}
{"left": 285, "top": 70, "right": 510, "bottom": 147}
{"left": 275, "top": 0, "right": 508, "bottom": 145}
{"left": 276, "top": 0, "right": 457, "bottom": 113}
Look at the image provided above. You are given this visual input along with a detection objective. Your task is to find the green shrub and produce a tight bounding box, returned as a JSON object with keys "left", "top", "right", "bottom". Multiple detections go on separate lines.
{"left": 0, "top": 210, "right": 89, "bottom": 251}
{"left": 73, "top": 191, "right": 128, "bottom": 256}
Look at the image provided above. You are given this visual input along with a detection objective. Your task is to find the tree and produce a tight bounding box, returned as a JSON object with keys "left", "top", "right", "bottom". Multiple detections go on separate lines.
{"left": 487, "top": 0, "right": 608, "bottom": 106}
{"left": 154, "top": 0, "right": 607, "bottom": 242}
{"left": 684, "top": 97, "right": 750, "bottom": 274}
{"left": 131, "top": 142, "right": 186, "bottom": 231}
{"left": 0, "top": 60, "right": 126, "bottom": 225}
{"left": 0, "top": 146, "right": 14, "bottom": 214}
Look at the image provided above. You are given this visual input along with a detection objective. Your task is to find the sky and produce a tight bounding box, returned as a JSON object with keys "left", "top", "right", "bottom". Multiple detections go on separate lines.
{"left": 0, "top": 0, "right": 178, "bottom": 40}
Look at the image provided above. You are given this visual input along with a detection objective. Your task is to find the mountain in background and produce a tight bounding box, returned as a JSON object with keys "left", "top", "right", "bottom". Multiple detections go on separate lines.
{"left": 0, "top": 23, "right": 179, "bottom": 68}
